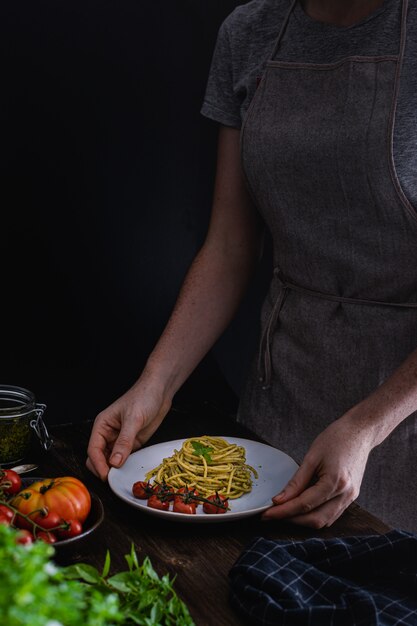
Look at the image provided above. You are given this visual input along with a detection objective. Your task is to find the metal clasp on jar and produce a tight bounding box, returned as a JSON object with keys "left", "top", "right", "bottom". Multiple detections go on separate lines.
{"left": 30, "top": 403, "right": 53, "bottom": 451}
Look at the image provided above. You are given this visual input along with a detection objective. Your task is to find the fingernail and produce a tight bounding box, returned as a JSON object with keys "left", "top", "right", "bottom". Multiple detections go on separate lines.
{"left": 110, "top": 453, "right": 122, "bottom": 467}
{"left": 272, "top": 491, "right": 285, "bottom": 503}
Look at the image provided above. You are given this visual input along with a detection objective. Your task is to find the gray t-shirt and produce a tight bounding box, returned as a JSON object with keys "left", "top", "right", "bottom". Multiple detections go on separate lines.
{"left": 201, "top": 0, "right": 417, "bottom": 208}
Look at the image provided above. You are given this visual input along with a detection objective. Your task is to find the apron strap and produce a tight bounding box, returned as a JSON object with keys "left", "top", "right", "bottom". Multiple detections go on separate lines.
{"left": 258, "top": 267, "right": 417, "bottom": 390}
{"left": 270, "top": 0, "right": 298, "bottom": 61}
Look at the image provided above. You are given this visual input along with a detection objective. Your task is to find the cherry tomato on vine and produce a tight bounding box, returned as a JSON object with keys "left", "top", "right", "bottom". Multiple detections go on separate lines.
{"left": 13, "top": 509, "right": 38, "bottom": 530}
{"left": 174, "top": 486, "right": 199, "bottom": 504}
{"left": 132, "top": 480, "right": 155, "bottom": 499}
{"left": 57, "top": 519, "right": 83, "bottom": 539}
{"left": 0, "top": 469, "right": 22, "bottom": 495}
{"left": 147, "top": 494, "right": 170, "bottom": 511}
{"left": 0, "top": 514, "right": 11, "bottom": 526}
{"left": 36, "top": 530, "right": 58, "bottom": 544}
{"left": 33, "top": 509, "right": 63, "bottom": 531}
{"left": 0, "top": 504, "right": 15, "bottom": 523}
{"left": 153, "top": 482, "right": 175, "bottom": 501}
{"left": 202, "top": 493, "right": 229, "bottom": 514}
{"left": 15, "top": 529, "right": 34, "bottom": 545}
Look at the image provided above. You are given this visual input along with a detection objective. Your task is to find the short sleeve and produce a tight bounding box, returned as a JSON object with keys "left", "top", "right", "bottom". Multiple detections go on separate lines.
{"left": 200, "top": 21, "right": 243, "bottom": 129}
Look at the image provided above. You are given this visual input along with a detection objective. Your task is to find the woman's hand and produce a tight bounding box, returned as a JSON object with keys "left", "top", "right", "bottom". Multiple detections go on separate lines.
{"left": 86, "top": 376, "right": 172, "bottom": 481}
{"left": 262, "top": 412, "right": 375, "bottom": 528}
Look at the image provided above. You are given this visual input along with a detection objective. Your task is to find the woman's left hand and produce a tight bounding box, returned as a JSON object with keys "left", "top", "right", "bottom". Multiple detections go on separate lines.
{"left": 262, "top": 412, "right": 375, "bottom": 528}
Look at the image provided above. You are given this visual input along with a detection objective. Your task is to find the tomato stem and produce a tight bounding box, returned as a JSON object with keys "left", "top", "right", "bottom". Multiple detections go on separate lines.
{"left": 152, "top": 482, "right": 228, "bottom": 509}
{"left": 0, "top": 496, "right": 67, "bottom": 535}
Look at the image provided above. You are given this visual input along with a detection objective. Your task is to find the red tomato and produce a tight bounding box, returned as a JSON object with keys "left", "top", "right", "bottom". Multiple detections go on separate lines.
{"left": 174, "top": 486, "right": 199, "bottom": 505}
{"left": 15, "top": 529, "right": 34, "bottom": 545}
{"left": 0, "top": 504, "right": 15, "bottom": 523}
{"left": 13, "top": 512, "right": 34, "bottom": 531}
{"left": 153, "top": 482, "right": 175, "bottom": 501}
{"left": 0, "top": 469, "right": 22, "bottom": 495}
{"left": 132, "top": 480, "right": 155, "bottom": 499}
{"left": 172, "top": 486, "right": 200, "bottom": 514}
{"left": 33, "top": 509, "right": 63, "bottom": 531}
{"left": 36, "top": 530, "right": 58, "bottom": 544}
{"left": 57, "top": 519, "right": 83, "bottom": 539}
{"left": 173, "top": 499, "right": 197, "bottom": 514}
{"left": 147, "top": 494, "right": 170, "bottom": 511}
{"left": 203, "top": 493, "right": 229, "bottom": 514}
{"left": 11, "top": 476, "right": 91, "bottom": 524}
{"left": 0, "top": 514, "right": 11, "bottom": 526}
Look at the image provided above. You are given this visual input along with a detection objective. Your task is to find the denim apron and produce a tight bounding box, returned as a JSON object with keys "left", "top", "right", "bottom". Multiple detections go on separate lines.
{"left": 238, "top": 0, "right": 417, "bottom": 530}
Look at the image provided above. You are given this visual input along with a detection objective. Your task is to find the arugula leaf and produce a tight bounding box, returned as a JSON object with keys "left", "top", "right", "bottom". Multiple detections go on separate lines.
{"left": 191, "top": 440, "right": 213, "bottom": 464}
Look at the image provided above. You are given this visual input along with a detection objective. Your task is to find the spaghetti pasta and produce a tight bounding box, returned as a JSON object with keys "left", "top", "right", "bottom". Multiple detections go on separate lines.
{"left": 145, "top": 435, "right": 258, "bottom": 499}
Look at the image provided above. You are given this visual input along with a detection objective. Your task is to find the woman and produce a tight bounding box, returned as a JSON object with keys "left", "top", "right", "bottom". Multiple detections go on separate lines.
{"left": 86, "top": 0, "right": 417, "bottom": 531}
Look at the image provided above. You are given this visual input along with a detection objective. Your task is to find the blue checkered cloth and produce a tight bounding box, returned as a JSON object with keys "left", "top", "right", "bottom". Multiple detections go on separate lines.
{"left": 229, "top": 530, "right": 417, "bottom": 625}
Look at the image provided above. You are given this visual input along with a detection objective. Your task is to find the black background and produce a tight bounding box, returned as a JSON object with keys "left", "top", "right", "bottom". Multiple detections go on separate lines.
{"left": 0, "top": 0, "right": 268, "bottom": 426}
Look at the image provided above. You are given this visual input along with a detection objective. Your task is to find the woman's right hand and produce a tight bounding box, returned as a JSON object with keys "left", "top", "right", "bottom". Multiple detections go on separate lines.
{"left": 86, "top": 376, "right": 172, "bottom": 481}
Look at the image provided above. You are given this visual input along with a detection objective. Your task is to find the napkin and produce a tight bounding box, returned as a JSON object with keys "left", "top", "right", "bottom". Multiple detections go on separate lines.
{"left": 229, "top": 530, "right": 417, "bottom": 625}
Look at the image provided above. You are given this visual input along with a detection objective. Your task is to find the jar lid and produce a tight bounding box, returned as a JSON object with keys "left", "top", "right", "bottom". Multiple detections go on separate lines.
{"left": 0, "top": 385, "right": 36, "bottom": 419}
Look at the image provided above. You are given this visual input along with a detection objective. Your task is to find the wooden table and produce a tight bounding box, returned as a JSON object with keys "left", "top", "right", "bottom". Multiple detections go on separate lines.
{"left": 30, "top": 405, "right": 390, "bottom": 626}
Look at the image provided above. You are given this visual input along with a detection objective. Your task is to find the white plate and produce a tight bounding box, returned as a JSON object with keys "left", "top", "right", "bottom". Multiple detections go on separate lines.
{"left": 108, "top": 436, "right": 299, "bottom": 523}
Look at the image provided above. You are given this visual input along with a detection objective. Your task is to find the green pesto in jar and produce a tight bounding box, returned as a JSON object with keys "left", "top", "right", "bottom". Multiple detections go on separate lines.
{"left": 0, "top": 386, "right": 37, "bottom": 465}
{"left": 0, "top": 416, "right": 32, "bottom": 464}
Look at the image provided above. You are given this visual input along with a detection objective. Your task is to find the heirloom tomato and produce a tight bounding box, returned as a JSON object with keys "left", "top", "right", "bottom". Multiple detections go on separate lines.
{"left": 11, "top": 476, "right": 91, "bottom": 524}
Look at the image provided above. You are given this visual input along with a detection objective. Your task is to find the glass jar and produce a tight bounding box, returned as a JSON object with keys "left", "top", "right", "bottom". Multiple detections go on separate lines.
{"left": 0, "top": 385, "right": 53, "bottom": 465}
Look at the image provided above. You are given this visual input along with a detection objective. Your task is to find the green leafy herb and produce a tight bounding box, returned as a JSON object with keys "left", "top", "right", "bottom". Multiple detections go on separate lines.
{"left": 0, "top": 524, "right": 195, "bottom": 625}
{"left": 191, "top": 440, "right": 213, "bottom": 464}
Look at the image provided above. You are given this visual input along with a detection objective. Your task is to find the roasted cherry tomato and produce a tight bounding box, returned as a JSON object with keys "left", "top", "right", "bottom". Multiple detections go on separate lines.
{"left": 147, "top": 494, "right": 170, "bottom": 511}
{"left": 15, "top": 529, "right": 34, "bottom": 545}
{"left": 174, "top": 486, "right": 199, "bottom": 503}
{"left": 203, "top": 493, "right": 229, "bottom": 514}
{"left": 173, "top": 499, "right": 197, "bottom": 514}
{"left": 0, "top": 469, "right": 22, "bottom": 495}
{"left": 57, "top": 519, "right": 83, "bottom": 539}
{"left": 172, "top": 486, "right": 199, "bottom": 514}
{"left": 36, "top": 530, "right": 58, "bottom": 544}
{"left": 153, "top": 482, "right": 175, "bottom": 501}
{"left": 132, "top": 480, "right": 155, "bottom": 499}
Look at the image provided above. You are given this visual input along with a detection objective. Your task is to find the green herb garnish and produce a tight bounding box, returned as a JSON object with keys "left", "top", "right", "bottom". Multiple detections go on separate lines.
{"left": 191, "top": 440, "right": 213, "bottom": 464}
{"left": 0, "top": 524, "right": 195, "bottom": 625}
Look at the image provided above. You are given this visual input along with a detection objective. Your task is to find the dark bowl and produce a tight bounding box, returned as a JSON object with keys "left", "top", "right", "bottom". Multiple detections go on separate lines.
{"left": 20, "top": 477, "right": 104, "bottom": 553}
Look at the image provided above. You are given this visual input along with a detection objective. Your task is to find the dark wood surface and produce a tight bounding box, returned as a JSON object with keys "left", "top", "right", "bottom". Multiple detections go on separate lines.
{"left": 29, "top": 405, "right": 390, "bottom": 626}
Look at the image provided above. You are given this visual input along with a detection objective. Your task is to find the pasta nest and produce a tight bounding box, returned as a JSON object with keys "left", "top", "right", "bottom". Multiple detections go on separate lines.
{"left": 145, "top": 435, "right": 258, "bottom": 499}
